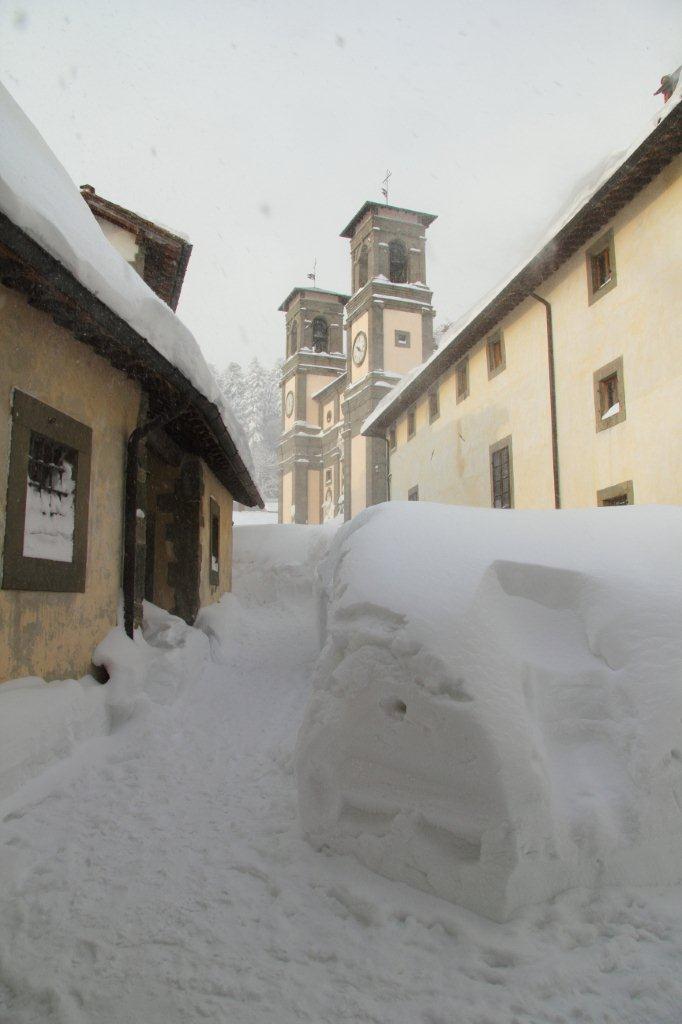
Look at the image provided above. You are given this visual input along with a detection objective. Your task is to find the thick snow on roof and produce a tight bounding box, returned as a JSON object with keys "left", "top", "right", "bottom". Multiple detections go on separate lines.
{"left": 363, "top": 81, "right": 682, "bottom": 435}
{"left": 0, "top": 83, "right": 254, "bottom": 477}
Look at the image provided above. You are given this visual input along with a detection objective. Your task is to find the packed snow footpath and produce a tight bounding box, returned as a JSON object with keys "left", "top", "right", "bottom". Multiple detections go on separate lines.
{"left": 1, "top": 509, "right": 681, "bottom": 1024}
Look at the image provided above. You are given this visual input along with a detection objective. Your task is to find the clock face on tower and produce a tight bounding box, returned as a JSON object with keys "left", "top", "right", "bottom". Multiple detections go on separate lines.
{"left": 352, "top": 331, "right": 367, "bottom": 366}
{"left": 285, "top": 391, "right": 294, "bottom": 416}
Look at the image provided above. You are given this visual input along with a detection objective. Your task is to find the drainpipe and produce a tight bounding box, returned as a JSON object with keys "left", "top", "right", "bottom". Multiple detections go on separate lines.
{"left": 531, "top": 293, "right": 561, "bottom": 510}
{"left": 385, "top": 435, "right": 391, "bottom": 502}
{"left": 123, "top": 407, "right": 187, "bottom": 638}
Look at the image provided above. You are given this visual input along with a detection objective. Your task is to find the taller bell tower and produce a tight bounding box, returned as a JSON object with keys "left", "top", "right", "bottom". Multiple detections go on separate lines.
{"left": 339, "top": 202, "right": 437, "bottom": 519}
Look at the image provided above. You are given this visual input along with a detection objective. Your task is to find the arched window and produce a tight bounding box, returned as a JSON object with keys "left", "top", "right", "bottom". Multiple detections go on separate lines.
{"left": 389, "top": 239, "right": 407, "bottom": 283}
{"left": 358, "top": 245, "right": 369, "bottom": 289}
{"left": 289, "top": 321, "right": 298, "bottom": 356}
{"left": 312, "top": 317, "right": 329, "bottom": 352}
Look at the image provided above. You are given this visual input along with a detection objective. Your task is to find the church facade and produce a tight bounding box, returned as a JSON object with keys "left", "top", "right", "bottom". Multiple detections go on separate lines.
{"left": 278, "top": 202, "right": 436, "bottom": 523}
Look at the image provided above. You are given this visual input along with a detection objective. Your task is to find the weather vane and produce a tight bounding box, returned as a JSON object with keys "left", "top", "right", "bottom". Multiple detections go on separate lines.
{"left": 381, "top": 169, "right": 392, "bottom": 204}
{"left": 307, "top": 257, "right": 317, "bottom": 288}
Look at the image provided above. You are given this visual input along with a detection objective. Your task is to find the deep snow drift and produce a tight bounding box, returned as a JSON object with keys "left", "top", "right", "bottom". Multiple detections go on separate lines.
{"left": 2, "top": 517, "right": 682, "bottom": 1024}
{"left": 296, "top": 503, "right": 682, "bottom": 920}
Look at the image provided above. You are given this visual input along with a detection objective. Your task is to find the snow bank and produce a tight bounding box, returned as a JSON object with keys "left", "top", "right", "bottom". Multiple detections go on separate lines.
{"left": 0, "top": 603, "right": 210, "bottom": 801}
{"left": 230, "top": 522, "right": 338, "bottom": 605}
{"left": 0, "top": 83, "right": 254, "bottom": 476}
{"left": 296, "top": 503, "right": 682, "bottom": 920}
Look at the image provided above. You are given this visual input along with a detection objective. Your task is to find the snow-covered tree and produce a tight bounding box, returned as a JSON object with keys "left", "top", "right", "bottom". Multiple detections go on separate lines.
{"left": 215, "top": 357, "right": 281, "bottom": 502}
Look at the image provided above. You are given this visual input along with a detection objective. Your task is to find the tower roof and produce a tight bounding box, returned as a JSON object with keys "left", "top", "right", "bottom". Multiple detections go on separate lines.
{"left": 278, "top": 286, "right": 350, "bottom": 313}
{"left": 340, "top": 201, "right": 437, "bottom": 239}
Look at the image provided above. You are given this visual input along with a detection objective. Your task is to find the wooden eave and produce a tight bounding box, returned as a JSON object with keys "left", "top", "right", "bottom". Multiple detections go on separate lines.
{"left": 81, "top": 188, "right": 192, "bottom": 311}
{"left": 365, "top": 103, "right": 682, "bottom": 436}
{"left": 0, "top": 212, "right": 262, "bottom": 508}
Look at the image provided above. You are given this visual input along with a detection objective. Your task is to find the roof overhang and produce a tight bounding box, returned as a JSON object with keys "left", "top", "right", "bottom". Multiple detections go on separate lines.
{"left": 340, "top": 201, "right": 437, "bottom": 239}
{"left": 278, "top": 286, "right": 350, "bottom": 313}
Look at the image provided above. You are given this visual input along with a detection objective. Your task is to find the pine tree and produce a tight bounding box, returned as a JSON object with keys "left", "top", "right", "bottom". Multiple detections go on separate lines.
{"left": 214, "top": 357, "right": 281, "bottom": 503}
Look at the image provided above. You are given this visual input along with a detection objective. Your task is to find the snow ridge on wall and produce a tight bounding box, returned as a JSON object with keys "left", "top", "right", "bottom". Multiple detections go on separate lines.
{"left": 296, "top": 503, "right": 682, "bottom": 920}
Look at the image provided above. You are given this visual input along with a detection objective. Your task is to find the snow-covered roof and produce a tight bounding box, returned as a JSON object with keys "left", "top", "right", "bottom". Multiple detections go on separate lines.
{"left": 0, "top": 82, "right": 261, "bottom": 505}
{"left": 363, "top": 83, "right": 682, "bottom": 437}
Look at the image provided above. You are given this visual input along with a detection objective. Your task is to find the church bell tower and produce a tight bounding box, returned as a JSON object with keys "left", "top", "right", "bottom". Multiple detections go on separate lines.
{"left": 277, "top": 286, "right": 348, "bottom": 524}
{"left": 339, "top": 201, "right": 437, "bottom": 519}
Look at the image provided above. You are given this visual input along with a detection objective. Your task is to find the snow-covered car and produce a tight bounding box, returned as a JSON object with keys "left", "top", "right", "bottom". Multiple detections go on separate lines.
{"left": 296, "top": 503, "right": 682, "bottom": 920}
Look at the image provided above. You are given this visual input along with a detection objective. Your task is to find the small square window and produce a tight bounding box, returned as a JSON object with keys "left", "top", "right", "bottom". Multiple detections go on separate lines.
{"left": 388, "top": 427, "right": 397, "bottom": 450}
{"left": 428, "top": 389, "right": 440, "bottom": 423}
{"left": 209, "top": 497, "right": 220, "bottom": 587}
{"left": 487, "top": 331, "right": 506, "bottom": 379}
{"left": 593, "top": 356, "right": 626, "bottom": 431}
{"left": 2, "top": 390, "right": 92, "bottom": 592}
{"left": 456, "top": 358, "right": 469, "bottom": 402}
{"left": 407, "top": 409, "right": 416, "bottom": 439}
{"left": 490, "top": 436, "right": 513, "bottom": 509}
{"left": 395, "top": 330, "right": 411, "bottom": 348}
{"left": 587, "top": 230, "right": 617, "bottom": 304}
{"left": 408, "top": 485, "right": 419, "bottom": 501}
{"left": 597, "top": 480, "right": 634, "bottom": 506}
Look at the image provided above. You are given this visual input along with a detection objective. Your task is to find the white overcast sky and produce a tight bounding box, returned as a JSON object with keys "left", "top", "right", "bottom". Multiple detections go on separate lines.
{"left": 1, "top": 0, "right": 680, "bottom": 370}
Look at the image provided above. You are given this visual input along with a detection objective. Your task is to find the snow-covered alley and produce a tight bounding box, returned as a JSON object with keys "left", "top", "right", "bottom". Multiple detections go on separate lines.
{"left": 1, "top": 523, "right": 682, "bottom": 1024}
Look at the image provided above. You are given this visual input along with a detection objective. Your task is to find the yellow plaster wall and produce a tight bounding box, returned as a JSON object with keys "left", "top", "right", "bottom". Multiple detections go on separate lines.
{"left": 389, "top": 302, "right": 554, "bottom": 507}
{"left": 387, "top": 155, "right": 682, "bottom": 510}
{"left": 307, "top": 469, "right": 321, "bottom": 524}
{"left": 382, "top": 309, "right": 423, "bottom": 376}
{"left": 305, "top": 374, "right": 330, "bottom": 425}
{"left": 198, "top": 462, "right": 234, "bottom": 609}
{"left": 281, "top": 469, "right": 293, "bottom": 524}
{"left": 0, "top": 285, "right": 142, "bottom": 683}
{"left": 550, "top": 155, "right": 682, "bottom": 507}
{"left": 349, "top": 312, "right": 369, "bottom": 383}
{"left": 350, "top": 433, "right": 366, "bottom": 516}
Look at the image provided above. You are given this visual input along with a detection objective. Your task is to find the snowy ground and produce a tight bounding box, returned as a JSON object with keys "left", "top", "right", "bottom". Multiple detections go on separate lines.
{"left": 1, "top": 520, "right": 681, "bottom": 1023}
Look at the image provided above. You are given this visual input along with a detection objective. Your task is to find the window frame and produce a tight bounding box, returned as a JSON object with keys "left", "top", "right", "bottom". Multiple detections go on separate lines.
{"left": 597, "top": 480, "right": 634, "bottom": 506}
{"left": 209, "top": 496, "right": 220, "bottom": 587}
{"left": 586, "top": 229, "right": 617, "bottom": 305}
{"left": 407, "top": 485, "right": 419, "bottom": 502}
{"left": 456, "top": 357, "right": 469, "bottom": 402}
{"left": 312, "top": 317, "right": 329, "bottom": 352}
{"left": 489, "top": 435, "right": 514, "bottom": 509}
{"left": 593, "top": 355, "right": 626, "bottom": 432}
{"left": 357, "top": 245, "right": 369, "bottom": 290}
{"left": 388, "top": 426, "right": 397, "bottom": 451}
{"left": 388, "top": 239, "right": 408, "bottom": 284}
{"left": 486, "top": 330, "right": 506, "bottom": 380}
{"left": 428, "top": 387, "right": 440, "bottom": 424}
{"left": 394, "top": 329, "right": 411, "bottom": 348}
{"left": 2, "top": 390, "right": 92, "bottom": 593}
{"left": 407, "top": 408, "right": 416, "bottom": 440}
